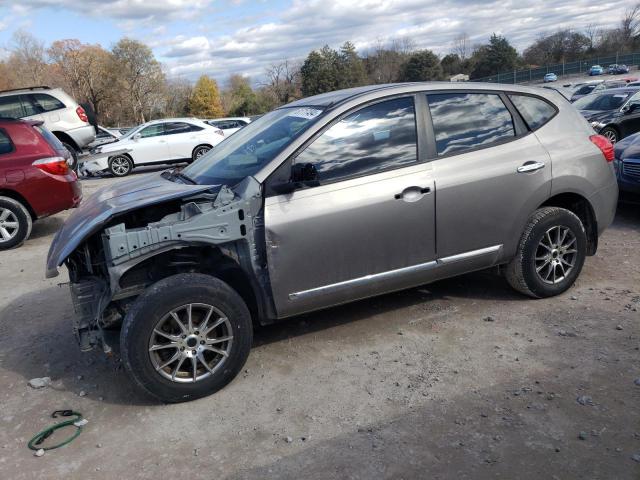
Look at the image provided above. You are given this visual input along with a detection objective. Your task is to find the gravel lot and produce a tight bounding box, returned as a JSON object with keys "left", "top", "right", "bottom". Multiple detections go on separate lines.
{"left": 0, "top": 171, "right": 639, "bottom": 479}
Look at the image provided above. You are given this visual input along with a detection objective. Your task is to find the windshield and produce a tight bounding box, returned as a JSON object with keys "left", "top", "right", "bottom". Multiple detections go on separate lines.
{"left": 182, "top": 106, "right": 324, "bottom": 185}
{"left": 118, "top": 124, "right": 145, "bottom": 140}
{"left": 573, "top": 92, "right": 631, "bottom": 111}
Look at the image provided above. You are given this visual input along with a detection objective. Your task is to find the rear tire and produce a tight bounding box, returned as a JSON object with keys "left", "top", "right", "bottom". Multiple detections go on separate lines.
{"left": 62, "top": 142, "right": 78, "bottom": 171}
{"left": 108, "top": 155, "right": 133, "bottom": 177}
{"left": 192, "top": 145, "right": 211, "bottom": 161}
{"left": 600, "top": 126, "right": 619, "bottom": 144}
{"left": 506, "top": 207, "right": 587, "bottom": 298}
{"left": 120, "top": 273, "right": 253, "bottom": 403}
{"left": 0, "top": 196, "right": 32, "bottom": 250}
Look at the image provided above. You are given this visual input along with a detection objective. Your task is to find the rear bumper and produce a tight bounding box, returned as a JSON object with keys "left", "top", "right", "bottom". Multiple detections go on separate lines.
{"left": 588, "top": 178, "right": 618, "bottom": 236}
{"left": 66, "top": 125, "right": 96, "bottom": 149}
{"left": 33, "top": 172, "right": 82, "bottom": 218}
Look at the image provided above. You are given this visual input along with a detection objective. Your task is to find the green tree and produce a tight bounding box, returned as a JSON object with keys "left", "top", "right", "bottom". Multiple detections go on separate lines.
{"left": 189, "top": 75, "right": 224, "bottom": 118}
{"left": 398, "top": 49, "right": 443, "bottom": 81}
{"left": 440, "top": 53, "right": 463, "bottom": 77}
{"left": 300, "top": 45, "right": 340, "bottom": 96}
{"left": 225, "top": 75, "right": 261, "bottom": 116}
{"left": 337, "top": 41, "right": 367, "bottom": 88}
{"left": 470, "top": 34, "right": 519, "bottom": 79}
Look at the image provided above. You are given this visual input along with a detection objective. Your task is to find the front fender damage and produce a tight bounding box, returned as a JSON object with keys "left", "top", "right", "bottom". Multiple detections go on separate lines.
{"left": 69, "top": 177, "right": 265, "bottom": 352}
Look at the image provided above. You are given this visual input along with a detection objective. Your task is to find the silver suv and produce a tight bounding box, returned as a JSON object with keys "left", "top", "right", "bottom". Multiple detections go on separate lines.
{"left": 46, "top": 83, "right": 618, "bottom": 403}
{"left": 0, "top": 86, "right": 96, "bottom": 168}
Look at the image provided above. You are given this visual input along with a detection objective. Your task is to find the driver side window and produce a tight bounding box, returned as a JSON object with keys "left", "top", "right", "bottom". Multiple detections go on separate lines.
{"left": 294, "top": 96, "right": 418, "bottom": 185}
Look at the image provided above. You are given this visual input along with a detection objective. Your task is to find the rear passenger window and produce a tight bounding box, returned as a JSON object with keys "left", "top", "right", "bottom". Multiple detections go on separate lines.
{"left": 0, "top": 96, "right": 25, "bottom": 118}
{"left": 0, "top": 130, "right": 13, "bottom": 154}
{"left": 509, "top": 95, "right": 556, "bottom": 130}
{"left": 295, "top": 96, "right": 418, "bottom": 184}
{"left": 426, "top": 93, "right": 516, "bottom": 155}
{"left": 31, "top": 94, "right": 65, "bottom": 112}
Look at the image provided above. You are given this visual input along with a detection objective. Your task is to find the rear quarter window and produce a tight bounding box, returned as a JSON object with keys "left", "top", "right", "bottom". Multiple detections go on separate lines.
{"left": 34, "top": 125, "right": 64, "bottom": 150}
{"left": 0, "top": 129, "right": 14, "bottom": 154}
{"left": 31, "top": 93, "right": 66, "bottom": 112}
{"left": 508, "top": 95, "right": 557, "bottom": 130}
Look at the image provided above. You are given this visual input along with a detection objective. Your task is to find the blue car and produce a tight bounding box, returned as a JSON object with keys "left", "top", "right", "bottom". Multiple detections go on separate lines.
{"left": 590, "top": 65, "right": 604, "bottom": 76}
{"left": 613, "top": 132, "right": 640, "bottom": 198}
{"left": 543, "top": 72, "right": 557, "bottom": 82}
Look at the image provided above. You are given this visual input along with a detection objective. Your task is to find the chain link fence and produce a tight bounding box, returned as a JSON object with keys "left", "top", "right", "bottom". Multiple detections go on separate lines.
{"left": 472, "top": 53, "right": 640, "bottom": 84}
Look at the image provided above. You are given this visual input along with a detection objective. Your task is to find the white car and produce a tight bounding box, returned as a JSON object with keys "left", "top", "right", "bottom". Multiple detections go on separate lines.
{"left": 206, "top": 117, "right": 251, "bottom": 136}
{"left": 81, "top": 118, "right": 224, "bottom": 177}
{"left": 87, "top": 126, "right": 122, "bottom": 149}
{"left": 0, "top": 86, "right": 96, "bottom": 169}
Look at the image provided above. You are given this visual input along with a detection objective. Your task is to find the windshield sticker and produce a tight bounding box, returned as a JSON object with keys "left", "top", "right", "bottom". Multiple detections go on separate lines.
{"left": 287, "top": 107, "right": 323, "bottom": 119}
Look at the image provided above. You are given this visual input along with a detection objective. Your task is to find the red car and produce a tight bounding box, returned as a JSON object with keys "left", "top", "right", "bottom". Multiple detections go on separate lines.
{"left": 0, "top": 118, "right": 81, "bottom": 250}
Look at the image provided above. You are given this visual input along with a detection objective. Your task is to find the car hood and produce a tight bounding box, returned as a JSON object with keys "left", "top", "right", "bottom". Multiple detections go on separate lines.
{"left": 579, "top": 110, "right": 616, "bottom": 122}
{"left": 46, "top": 173, "right": 219, "bottom": 278}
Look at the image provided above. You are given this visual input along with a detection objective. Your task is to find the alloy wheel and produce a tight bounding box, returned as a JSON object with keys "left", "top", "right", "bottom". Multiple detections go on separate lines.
{"left": 602, "top": 129, "right": 617, "bottom": 143}
{"left": 195, "top": 147, "right": 210, "bottom": 159}
{"left": 0, "top": 208, "right": 19, "bottom": 243}
{"left": 148, "top": 303, "right": 233, "bottom": 383}
{"left": 111, "top": 156, "right": 131, "bottom": 176}
{"left": 534, "top": 225, "right": 578, "bottom": 285}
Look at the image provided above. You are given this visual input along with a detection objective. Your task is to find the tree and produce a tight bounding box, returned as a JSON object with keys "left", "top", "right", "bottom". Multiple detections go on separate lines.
{"left": 264, "top": 60, "right": 300, "bottom": 105}
{"left": 112, "top": 38, "right": 165, "bottom": 123}
{"left": 470, "top": 34, "right": 518, "bottom": 79}
{"left": 300, "top": 46, "right": 341, "bottom": 96}
{"left": 440, "top": 53, "right": 463, "bottom": 76}
{"left": 189, "top": 75, "right": 224, "bottom": 118}
{"left": 163, "top": 77, "right": 192, "bottom": 118}
{"left": 453, "top": 33, "right": 470, "bottom": 60}
{"left": 223, "top": 75, "right": 261, "bottom": 116}
{"left": 398, "top": 49, "right": 443, "bottom": 82}
{"left": 337, "top": 41, "right": 367, "bottom": 88}
{"left": 8, "top": 31, "right": 48, "bottom": 85}
{"left": 522, "top": 30, "right": 590, "bottom": 66}
{"left": 363, "top": 37, "right": 415, "bottom": 84}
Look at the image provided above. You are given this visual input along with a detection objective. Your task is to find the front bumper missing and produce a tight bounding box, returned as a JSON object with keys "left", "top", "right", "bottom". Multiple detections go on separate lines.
{"left": 69, "top": 277, "right": 109, "bottom": 352}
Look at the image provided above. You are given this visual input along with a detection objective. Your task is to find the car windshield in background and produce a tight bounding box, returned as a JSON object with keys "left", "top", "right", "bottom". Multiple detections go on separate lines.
{"left": 573, "top": 92, "right": 631, "bottom": 111}
{"left": 183, "top": 106, "right": 325, "bottom": 186}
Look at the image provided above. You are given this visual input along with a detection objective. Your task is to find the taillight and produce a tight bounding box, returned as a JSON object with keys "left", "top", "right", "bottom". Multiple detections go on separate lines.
{"left": 589, "top": 134, "right": 614, "bottom": 162}
{"left": 33, "top": 156, "right": 70, "bottom": 175}
{"left": 76, "top": 106, "right": 88, "bottom": 123}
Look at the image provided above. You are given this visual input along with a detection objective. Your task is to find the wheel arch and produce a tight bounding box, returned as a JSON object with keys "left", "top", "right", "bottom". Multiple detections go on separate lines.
{"left": 192, "top": 144, "right": 213, "bottom": 156}
{"left": 52, "top": 131, "right": 79, "bottom": 151}
{"left": 0, "top": 189, "right": 36, "bottom": 219}
{"left": 539, "top": 192, "right": 598, "bottom": 255}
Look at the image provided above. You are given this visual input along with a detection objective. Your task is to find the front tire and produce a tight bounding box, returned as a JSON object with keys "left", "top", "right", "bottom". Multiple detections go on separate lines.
{"left": 506, "top": 207, "right": 587, "bottom": 298}
{"left": 0, "top": 196, "right": 32, "bottom": 250}
{"left": 120, "top": 273, "right": 253, "bottom": 403}
{"left": 62, "top": 142, "right": 78, "bottom": 171}
{"left": 108, "top": 155, "right": 133, "bottom": 177}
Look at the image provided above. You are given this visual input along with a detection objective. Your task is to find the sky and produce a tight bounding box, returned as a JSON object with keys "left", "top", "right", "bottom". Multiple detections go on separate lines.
{"left": 0, "top": 0, "right": 636, "bottom": 84}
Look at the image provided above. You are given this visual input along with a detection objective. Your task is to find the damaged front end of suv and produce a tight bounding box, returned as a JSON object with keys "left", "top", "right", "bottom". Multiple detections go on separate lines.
{"left": 46, "top": 173, "right": 270, "bottom": 356}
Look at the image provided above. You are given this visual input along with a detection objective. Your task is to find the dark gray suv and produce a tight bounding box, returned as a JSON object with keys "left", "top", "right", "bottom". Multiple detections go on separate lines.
{"left": 47, "top": 83, "right": 618, "bottom": 402}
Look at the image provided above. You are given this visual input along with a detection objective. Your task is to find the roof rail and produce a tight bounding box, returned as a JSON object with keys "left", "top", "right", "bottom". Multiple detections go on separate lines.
{"left": 0, "top": 86, "right": 51, "bottom": 94}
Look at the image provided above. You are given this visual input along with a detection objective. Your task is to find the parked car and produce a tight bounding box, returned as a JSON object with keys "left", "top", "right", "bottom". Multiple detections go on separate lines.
{"left": 80, "top": 118, "right": 225, "bottom": 177}
{"left": 589, "top": 65, "right": 604, "bottom": 76}
{"left": 571, "top": 80, "right": 627, "bottom": 102}
{"left": 608, "top": 64, "right": 630, "bottom": 74}
{"left": 46, "top": 83, "right": 618, "bottom": 403}
{"left": 543, "top": 73, "right": 558, "bottom": 83}
{"left": 612, "top": 132, "right": 640, "bottom": 198}
{"left": 574, "top": 87, "right": 640, "bottom": 143}
{"left": 205, "top": 117, "right": 251, "bottom": 136}
{"left": 87, "top": 126, "right": 121, "bottom": 149}
{"left": 0, "top": 86, "right": 95, "bottom": 169}
{"left": 0, "top": 118, "right": 81, "bottom": 250}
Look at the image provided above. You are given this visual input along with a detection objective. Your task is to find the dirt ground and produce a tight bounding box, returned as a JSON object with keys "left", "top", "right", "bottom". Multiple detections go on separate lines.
{"left": 0, "top": 171, "right": 639, "bottom": 480}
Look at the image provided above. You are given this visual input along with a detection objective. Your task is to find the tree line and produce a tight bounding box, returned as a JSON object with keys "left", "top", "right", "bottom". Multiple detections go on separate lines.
{"left": 0, "top": 4, "right": 638, "bottom": 126}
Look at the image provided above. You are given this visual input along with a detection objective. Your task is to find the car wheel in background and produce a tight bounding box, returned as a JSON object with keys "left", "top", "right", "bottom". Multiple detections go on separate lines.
{"left": 62, "top": 142, "right": 79, "bottom": 171}
{"left": 600, "top": 127, "right": 619, "bottom": 144}
{"left": 120, "top": 273, "right": 253, "bottom": 403}
{"left": 192, "top": 145, "right": 211, "bottom": 161}
{"left": 0, "top": 196, "right": 32, "bottom": 250}
{"left": 506, "top": 207, "right": 587, "bottom": 298}
{"left": 108, "top": 155, "right": 133, "bottom": 177}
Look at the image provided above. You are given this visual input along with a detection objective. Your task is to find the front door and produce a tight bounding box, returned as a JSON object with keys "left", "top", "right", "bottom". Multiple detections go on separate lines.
{"left": 133, "top": 124, "right": 170, "bottom": 163}
{"left": 264, "top": 96, "right": 436, "bottom": 317}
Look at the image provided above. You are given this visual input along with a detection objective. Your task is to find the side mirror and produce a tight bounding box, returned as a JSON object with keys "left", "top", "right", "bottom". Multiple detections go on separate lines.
{"left": 271, "top": 163, "right": 319, "bottom": 195}
{"left": 133, "top": 133, "right": 142, "bottom": 140}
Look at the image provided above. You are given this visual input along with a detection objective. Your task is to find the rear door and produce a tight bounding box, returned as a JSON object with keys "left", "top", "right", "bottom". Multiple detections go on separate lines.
{"left": 165, "top": 122, "right": 200, "bottom": 159}
{"left": 426, "top": 91, "right": 553, "bottom": 262}
{"left": 264, "top": 95, "right": 436, "bottom": 317}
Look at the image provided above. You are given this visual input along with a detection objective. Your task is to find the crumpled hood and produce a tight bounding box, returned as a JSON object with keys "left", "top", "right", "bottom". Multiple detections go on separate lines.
{"left": 46, "top": 173, "right": 219, "bottom": 278}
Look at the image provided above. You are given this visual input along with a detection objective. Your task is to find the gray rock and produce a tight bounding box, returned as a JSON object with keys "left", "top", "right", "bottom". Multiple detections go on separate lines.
{"left": 570, "top": 296, "right": 578, "bottom": 300}
{"left": 285, "top": 436, "right": 293, "bottom": 443}
{"left": 634, "top": 378, "right": 640, "bottom": 386}
{"left": 578, "top": 431, "right": 587, "bottom": 440}
{"left": 616, "top": 325, "right": 623, "bottom": 330}
{"left": 576, "top": 395, "right": 594, "bottom": 406}
{"left": 96, "top": 443, "right": 102, "bottom": 448}
{"left": 28, "top": 377, "right": 51, "bottom": 389}
{"left": 78, "top": 390, "right": 87, "bottom": 397}
{"left": 632, "top": 454, "right": 640, "bottom": 463}
{"left": 34, "top": 449, "right": 45, "bottom": 457}
{"left": 483, "top": 316, "right": 495, "bottom": 322}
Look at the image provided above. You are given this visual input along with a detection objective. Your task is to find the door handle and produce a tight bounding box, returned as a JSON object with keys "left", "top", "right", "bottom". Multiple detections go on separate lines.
{"left": 517, "top": 161, "right": 545, "bottom": 173}
{"left": 394, "top": 186, "right": 431, "bottom": 201}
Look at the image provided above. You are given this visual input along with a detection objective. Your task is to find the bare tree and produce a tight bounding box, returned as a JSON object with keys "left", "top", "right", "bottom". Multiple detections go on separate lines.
{"left": 453, "top": 32, "right": 470, "bottom": 60}
{"left": 584, "top": 23, "right": 599, "bottom": 51}
{"left": 621, "top": 3, "right": 640, "bottom": 49}
{"left": 8, "top": 30, "right": 47, "bottom": 85}
{"left": 263, "top": 59, "right": 300, "bottom": 104}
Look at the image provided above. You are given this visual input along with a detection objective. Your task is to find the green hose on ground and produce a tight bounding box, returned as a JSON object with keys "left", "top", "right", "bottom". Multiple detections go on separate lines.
{"left": 27, "top": 410, "right": 85, "bottom": 451}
